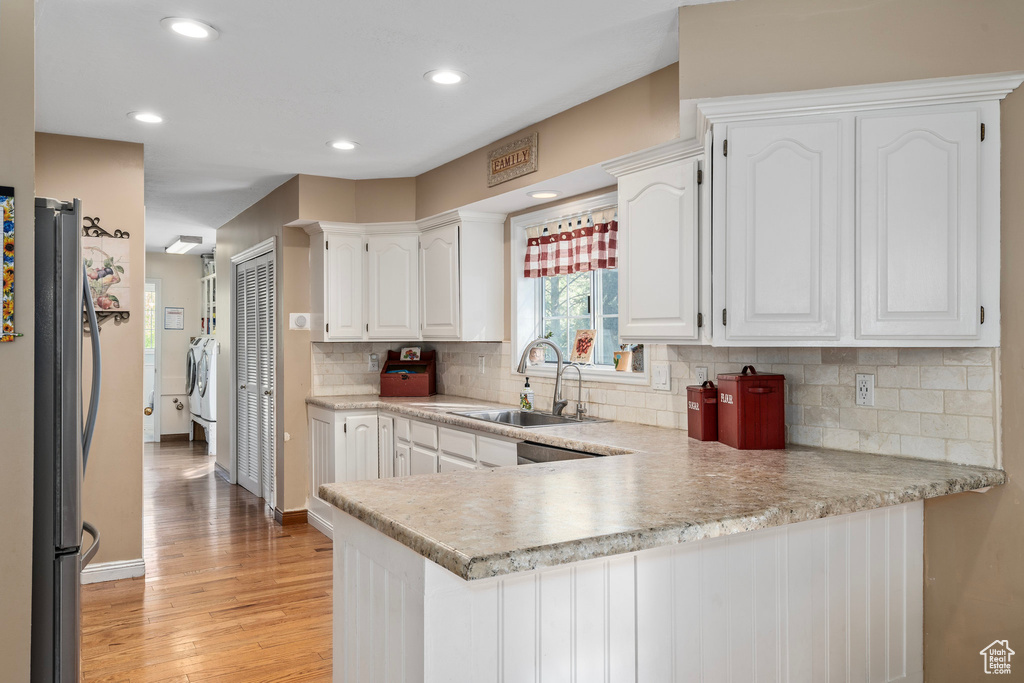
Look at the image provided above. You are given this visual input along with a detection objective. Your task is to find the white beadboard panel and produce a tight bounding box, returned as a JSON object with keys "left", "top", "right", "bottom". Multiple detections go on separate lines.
{"left": 333, "top": 503, "right": 923, "bottom": 683}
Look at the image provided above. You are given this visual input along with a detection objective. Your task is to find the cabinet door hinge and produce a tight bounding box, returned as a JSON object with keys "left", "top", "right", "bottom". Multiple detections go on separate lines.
{"left": 697, "top": 312, "right": 704, "bottom": 328}
{"left": 697, "top": 168, "right": 704, "bottom": 185}
{"left": 981, "top": 123, "right": 986, "bottom": 141}
{"left": 723, "top": 139, "right": 728, "bottom": 157}
{"left": 981, "top": 305, "right": 986, "bottom": 324}
{"left": 722, "top": 308, "right": 727, "bottom": 326}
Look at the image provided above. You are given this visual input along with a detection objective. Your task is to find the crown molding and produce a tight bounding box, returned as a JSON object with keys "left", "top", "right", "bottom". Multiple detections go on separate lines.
{"left": 602, "top": 137, "right": 704, "bottom": 177}
{"left": 696, "top": 71, "right": 1024, "bottom": 137}
{"left": 300, "top": 209, "right": 508, "bottom": 236}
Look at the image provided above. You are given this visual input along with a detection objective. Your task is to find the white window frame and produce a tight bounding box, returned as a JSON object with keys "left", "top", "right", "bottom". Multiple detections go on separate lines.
{"left": 510, "top": 191, "right": 650, "bottom": 386}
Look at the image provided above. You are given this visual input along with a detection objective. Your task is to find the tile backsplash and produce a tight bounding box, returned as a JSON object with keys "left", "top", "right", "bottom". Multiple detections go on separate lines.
{"left": 311, "top": 341, "right": 999, "bottom": 469}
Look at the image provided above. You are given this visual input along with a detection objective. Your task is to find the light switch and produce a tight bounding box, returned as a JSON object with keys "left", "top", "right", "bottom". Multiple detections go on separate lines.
{"left": 652, "top": 362, "right": 671, "bottom": 391}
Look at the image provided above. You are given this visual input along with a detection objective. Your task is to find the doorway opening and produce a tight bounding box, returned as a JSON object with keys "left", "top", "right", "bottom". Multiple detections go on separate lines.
{"left": 143, "top": 279, "right": 160, "bottom": 443}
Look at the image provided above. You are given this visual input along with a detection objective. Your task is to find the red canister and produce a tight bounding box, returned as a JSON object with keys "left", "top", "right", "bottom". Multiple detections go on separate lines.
{"left": 716, "top": 365, "right": 786, "bottom": 450}
{"left": 686, "top": 381, "right": 719, "bottom": 441}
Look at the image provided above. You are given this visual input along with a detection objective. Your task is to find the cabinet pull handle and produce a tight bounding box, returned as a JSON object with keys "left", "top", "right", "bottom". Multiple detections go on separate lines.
{"left": 981, "top": 305, "right": 985, "bottom": 324}
{"left": 722, "top": 309, "right": 727, "bottom": 326}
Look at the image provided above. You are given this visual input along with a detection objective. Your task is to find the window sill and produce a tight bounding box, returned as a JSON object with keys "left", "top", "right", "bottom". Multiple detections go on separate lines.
{"left": 514, "top": 363, "right": 651, "bottom": 386}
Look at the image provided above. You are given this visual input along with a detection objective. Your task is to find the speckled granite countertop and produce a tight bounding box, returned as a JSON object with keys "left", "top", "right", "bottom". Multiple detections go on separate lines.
{"left": 310, "top": 394, "right": 1005, "bottom": 581}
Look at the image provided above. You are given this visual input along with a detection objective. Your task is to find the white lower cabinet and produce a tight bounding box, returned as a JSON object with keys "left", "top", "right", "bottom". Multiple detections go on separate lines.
{"left": 306, "top": 406, "right": 379, "bottom": 538}
{"left": 311, "top": 407, "right": 522, "bottom": 537}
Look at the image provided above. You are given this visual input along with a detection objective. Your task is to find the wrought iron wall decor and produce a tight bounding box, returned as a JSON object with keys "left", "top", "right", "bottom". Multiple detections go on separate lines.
{"left": 82, "top": 215, "right": 131, "bottom": 328}
{"left": 1, "top": 186, "right": 21, "bottom": 342}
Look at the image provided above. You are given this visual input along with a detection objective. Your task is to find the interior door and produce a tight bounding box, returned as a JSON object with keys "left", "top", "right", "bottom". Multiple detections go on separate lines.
{"left": 256, "top": 254, "right": 276, "bottom": 504}
{"left": 716, "top": 116, "right": 844, "bottom": 342}
{"left": 235, "top": 259, "right": 260, "bottom": 496}
{"left": 420, "top": 225, "right": 460, "bottom": 339}
{"left": 857, "top": 106, "right": 981, "bottom": 338}
{"left": 366, "top": 234, "right": 419, "bottom": 339}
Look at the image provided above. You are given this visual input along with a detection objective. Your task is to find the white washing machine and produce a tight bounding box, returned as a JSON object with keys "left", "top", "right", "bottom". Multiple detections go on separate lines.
{"left": 198, "top": 338, "right": 218, "bottom": 423}
{"left": 186, "top": 337, "right": 206, "bottom": 420}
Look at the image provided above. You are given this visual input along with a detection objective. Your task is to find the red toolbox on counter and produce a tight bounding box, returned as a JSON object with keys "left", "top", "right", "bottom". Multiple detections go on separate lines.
{"left": 379, "top": 350, "right": 437, "bottom": 397}
{"left": 717, "top": 365, "right": 785, "bottom": 450}
{"left": 686, "top": 381, "right": 719, "bottom": 441}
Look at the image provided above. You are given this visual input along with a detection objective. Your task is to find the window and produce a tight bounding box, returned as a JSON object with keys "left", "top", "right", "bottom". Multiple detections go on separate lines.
{"left": 540, "top": 269, "right": 618, "bottom": 366}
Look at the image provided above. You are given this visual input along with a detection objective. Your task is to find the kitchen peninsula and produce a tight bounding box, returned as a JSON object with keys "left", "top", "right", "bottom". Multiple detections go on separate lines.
{"left": 315, "top": 395, "right": 1002, "bottom": 683}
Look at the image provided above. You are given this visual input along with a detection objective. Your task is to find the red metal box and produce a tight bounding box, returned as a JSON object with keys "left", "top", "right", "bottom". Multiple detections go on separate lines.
{"left": 686, "top": 381, "right": 719, "bottom": 441}
{"left": 379, "top": 350, "right": 437, "bottom": 397}
{"left": 716, "top": 366, "right": 785, "bottom": 450}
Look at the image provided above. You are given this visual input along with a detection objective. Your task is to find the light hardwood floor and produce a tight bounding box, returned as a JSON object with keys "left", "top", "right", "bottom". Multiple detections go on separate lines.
{"left": 81, "top": 440, "right": 333, "bottom": 682}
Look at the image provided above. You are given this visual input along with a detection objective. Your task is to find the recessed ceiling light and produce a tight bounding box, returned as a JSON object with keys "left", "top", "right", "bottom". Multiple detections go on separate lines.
{"left": 424, "top": 69, "right": 466, "bottom": 85}
{"left": 328, "top": 140, "right": 359, "bottom": 151}
{"left": 160, "top": 17, "right": 219, "bottom": 41}
{"left": 128, "top": 111, "right": 164, "bottom": 124}
{"left": 528, "top": 191, "right": 561, "bottom": 199}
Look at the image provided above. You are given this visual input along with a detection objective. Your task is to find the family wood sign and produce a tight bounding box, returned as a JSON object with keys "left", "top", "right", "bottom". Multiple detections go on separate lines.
{"left": 487, "top": 132, "right": 538, "bottom": 187}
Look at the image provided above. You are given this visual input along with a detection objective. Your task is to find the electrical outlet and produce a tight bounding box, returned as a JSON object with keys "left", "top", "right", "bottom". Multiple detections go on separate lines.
{"left": 478, "top": 355, "right": 486, "bottom": 374}
{"left": 368, "top": 353, "right": 379, "bottom": 372}
{"left": 695, "top": 366, "right": 709, "bottom": 384}
{"left": 856, "top": 373, "right": 875, "bottom": 406}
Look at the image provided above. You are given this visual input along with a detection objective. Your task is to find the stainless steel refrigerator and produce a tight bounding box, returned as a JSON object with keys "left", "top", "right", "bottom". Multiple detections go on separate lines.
{"left": 32, "top": 197, "right": 102, "bottom": 683}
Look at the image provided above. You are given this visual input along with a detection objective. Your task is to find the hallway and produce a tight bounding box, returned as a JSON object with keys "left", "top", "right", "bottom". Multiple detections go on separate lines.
{"left": 81, "top": 441, "right": 333, "bottom": 682}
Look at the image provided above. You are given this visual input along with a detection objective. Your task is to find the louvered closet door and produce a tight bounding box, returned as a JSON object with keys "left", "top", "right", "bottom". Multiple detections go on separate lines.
{"left": 256, "top": 254, "right": 276, "bottom": 505}
{"left": 235, "top": 259, "right": 261, "bottom": 497}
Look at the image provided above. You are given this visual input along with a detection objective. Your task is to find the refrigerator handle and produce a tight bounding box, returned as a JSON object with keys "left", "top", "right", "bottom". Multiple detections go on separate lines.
{"left": 82, "top": 265, "right": 102, "bottom": 471}
{"left": 81, "top": 521, "right": 100, "bottom": 568}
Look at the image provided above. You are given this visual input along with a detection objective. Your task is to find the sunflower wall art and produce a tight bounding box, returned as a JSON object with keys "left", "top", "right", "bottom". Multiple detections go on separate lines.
{"left": 1, "top": 187, "right": 19, "bottom": 342}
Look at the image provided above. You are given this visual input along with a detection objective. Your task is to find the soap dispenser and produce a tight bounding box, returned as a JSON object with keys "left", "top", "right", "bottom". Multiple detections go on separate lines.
{"left": 520, "top": 377, "right": 535, "bottom": 412}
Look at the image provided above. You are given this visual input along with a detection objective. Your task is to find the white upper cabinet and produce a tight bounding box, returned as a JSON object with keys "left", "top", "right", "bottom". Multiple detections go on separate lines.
{"left": 305, "top": 210, "right": 504, "bottom": 342}
{"left": 420, "top": 224, "right": 460, "bottom": 339}
{"left": 604, "top": 140, "right": 705, "bottom": 344}
{"left": 367, "top": 233, "right": 420, "bottom": 339}
{"left": 324, "top": 234, "right": 363, "bottom": 340}
{"left": 857, "top": 106, "right": 984, "bottom": 340}
{"left": 714, "top": 116, "right": 847, "bottom": 342}
{"left": 698, "top": 72, "right": 1023, "bottom": 347}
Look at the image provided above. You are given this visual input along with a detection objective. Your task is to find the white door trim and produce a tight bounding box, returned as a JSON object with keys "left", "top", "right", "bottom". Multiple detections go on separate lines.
{"left": 230, "top": 237, "right": 280, "bottom": 510}
{"left": 145, "top": 278, "right": 162, "bottom": 442}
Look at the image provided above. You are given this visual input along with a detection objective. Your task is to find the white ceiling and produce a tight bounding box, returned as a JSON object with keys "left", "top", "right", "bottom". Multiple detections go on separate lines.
{"left": 35, "top": 0, "right": 715, "bottom": 253}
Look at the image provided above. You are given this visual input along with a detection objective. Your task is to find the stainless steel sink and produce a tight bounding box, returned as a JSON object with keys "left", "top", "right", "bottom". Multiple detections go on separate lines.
{"left": 451, "top": 409, "right": 609, "bottom": 428}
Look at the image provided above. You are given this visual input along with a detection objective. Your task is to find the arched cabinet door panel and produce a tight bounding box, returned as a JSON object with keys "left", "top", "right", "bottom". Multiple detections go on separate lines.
{"left": 420, "top": 224, "right": 460, "bottom": 339}
{"left": 617, "top": 157, "right": 700, "bottom": 342}
{"left": 857, "top": 107, "right": 981, "bottom": 339}
{"left": 367, "top": 234, "right": 420, "bottom": 339}
{"left": 715, "top": 116, "right": 844, "bottom": 342}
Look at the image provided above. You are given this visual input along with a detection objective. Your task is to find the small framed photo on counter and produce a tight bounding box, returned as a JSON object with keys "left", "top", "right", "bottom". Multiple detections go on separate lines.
{"left": 569, "top": 329, "right": 596, "bottom": 364}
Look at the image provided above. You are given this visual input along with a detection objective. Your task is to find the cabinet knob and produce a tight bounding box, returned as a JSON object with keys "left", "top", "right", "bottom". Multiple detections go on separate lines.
{"left": 264, "top": 390, "right": 272, "bottom": 396}
{"left": 240, "top": 384, "right": 246, "bottom": 389}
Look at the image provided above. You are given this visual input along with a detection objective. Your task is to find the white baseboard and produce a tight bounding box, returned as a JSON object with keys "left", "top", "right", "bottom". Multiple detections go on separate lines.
{"left": 214, "top": 461, "right": 232, "bottom": 483}
{"left": 307, "top": 509, "right": 333, "bottom": 540}
{"left": 81, "top": 558, "right": 146, "bottom": 585}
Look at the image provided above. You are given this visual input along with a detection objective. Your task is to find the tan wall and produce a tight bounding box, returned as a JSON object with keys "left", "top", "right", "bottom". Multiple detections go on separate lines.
{"left": 297, "top": 174, "right": 355, "bottom": 223}
{"left": 414, "top": 64, "right": 680, "bottom": 219}
{"left": 677, "top": 0, "right": 1024, "bottom": 679}
{"left": 36, "top": 133, "right": 146, "bottom": 566}
{"left": 145, "top": 252, "right": 204, "bottom": 435}
{"left": 354, "top": 177, "right": 417, "bottom": 223}
{"left": 0, "top": 0, "right": 34, "bottom": 677}
{"left": 215, "top": 177, "right": 308, "bottom": 511}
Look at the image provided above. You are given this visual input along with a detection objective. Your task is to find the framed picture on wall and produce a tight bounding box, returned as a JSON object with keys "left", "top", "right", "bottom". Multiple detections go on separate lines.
{"left": 83, "top": 218, "right": 131, "bottom": 314}
{"left": 1, "top": 186, "right": 18, "bottom": 342}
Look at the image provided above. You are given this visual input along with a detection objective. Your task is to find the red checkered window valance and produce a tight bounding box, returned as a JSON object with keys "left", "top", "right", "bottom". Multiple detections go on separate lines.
{"left": 523, "top": 208, "right": 618, "bottom": 278}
